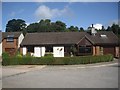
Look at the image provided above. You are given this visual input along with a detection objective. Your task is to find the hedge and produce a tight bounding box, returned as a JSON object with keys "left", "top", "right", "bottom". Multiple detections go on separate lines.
{"left": 2, "top": 53, "right": 113, "bottom": 66}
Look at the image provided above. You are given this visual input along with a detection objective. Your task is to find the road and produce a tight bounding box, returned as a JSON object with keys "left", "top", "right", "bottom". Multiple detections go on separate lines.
{"left": 2, "top": 62, "right": 118, "bottom": 88}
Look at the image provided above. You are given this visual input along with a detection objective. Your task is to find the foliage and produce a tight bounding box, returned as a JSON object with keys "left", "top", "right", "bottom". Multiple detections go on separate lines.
{"left": 106, "top": 23, "right": 120, "bottom": 36}
{"left": 70, "top": 45, "right": 77, "bottom": 55}
{"left": 44, "top": 53, "right": 53, "bottom": 57}
{"left": 15, "top": 51, "right": 22, "bottom": 58}
{"left": 67, "top": 26, "right": 79, "bottom": 32}
{"left": 5, "top": 19, "right": 86, "bottom": 33}
{"left": 79, "top": 27, "right": 84, "bottom": 32}
{"left": 2, "top": 52, "right": 10, "bottom": 66}
{"left": 27, "top": 19, "right": 67, "bottom": 32}
{"left": 6, "top": 19, "right": 26, "bottom": 32}
{"left": 5, "top": 19, "right": 120, "bottom": 38}
{"left": 2, "top": 54, "right": 113, "bottom": 66}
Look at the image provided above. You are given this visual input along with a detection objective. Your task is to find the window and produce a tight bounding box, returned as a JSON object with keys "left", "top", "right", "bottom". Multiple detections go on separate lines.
{"left": 27, "top": 46, "right": 34, "bottom": 53}
{"left": 79, "top": 46, "right": 92, "bottom": 53}
{"left": 100, "top": 35, "right": 107, "bottom": 38}
{"left": 46, "top": 46, "right": 53, "bottom": 52}
{"left": 6, "top": 35, "right": 14, "bottom": 42}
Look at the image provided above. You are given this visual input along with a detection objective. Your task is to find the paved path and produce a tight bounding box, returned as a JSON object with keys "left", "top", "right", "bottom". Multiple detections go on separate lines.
{"left": 2, "top": 59, "right": 118, "bottom": 88}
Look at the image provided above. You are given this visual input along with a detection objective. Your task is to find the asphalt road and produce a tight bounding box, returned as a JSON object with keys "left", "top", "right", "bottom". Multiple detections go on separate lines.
{"left": 2, "top": 63, "right": 118, "bottom": 88}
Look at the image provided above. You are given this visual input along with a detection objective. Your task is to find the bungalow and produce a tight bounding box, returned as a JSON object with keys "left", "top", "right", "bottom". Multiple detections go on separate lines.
{"left": 2, "top": 32, "right": 24, "bottom": 55}
{"left": 20, "top": 31, "right": 119, "bottom": 58}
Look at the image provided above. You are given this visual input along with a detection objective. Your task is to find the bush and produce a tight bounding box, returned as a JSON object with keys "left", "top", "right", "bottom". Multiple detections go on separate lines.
{"left": 2, "top": 54, "right": 114, "bottom": 66}
{"left": 15, "top": 52, "right": 23, "bottom": 58}
{"left": 2, "top": 52, "right": 10, "bottom": 66}
{"left": 44, "top": 53, "right": 53, "bottom": 57}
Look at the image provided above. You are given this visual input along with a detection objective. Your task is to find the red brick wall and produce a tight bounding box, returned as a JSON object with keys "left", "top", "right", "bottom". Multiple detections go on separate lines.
{"left": 103, "top": 46, "right": 115, "bottom": 56}
{"left": 2, "top": 38, "right": 18, "bottom": 55}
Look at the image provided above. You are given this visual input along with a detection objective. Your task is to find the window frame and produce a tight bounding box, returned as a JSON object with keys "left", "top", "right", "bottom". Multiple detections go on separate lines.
{"left": 79, "top": 46, "right": 92, "bottom": 54}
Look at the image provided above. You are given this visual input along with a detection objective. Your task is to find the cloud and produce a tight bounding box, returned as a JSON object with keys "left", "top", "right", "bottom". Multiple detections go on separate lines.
{"left": 90, "top": 23, "right": 102, "bottom": 30}
{"left": 94, "top": 24, "right": 102, "bottom": 30}
{"left": 35, "top": 5, "right": 70, "bottom": 20}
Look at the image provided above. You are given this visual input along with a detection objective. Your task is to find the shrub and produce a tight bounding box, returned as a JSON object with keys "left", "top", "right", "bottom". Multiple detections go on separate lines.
{"left": 15, "top": 51, "right": 22, "bottom": 58}
{"left": 2, "top": 54, "right": 114, "bottom": 66}
{"left": 44, "top": 53, "right": 53, "bottom": 57}
{"left": 2, "top": 52, "right": 10, "bottom": 66}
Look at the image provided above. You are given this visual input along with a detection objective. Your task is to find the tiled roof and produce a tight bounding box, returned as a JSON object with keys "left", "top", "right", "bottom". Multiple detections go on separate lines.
{"left": 85, "top": 31, "right": 119, "bottom": 45}
{"left": 21, "top": 32, "right": 86, "bottom": 46}
{"left": 21, "top": 31, "right": 119, "bottom": 46}
{"left": 2, "top": 32, "right": 22, "bottom": 40}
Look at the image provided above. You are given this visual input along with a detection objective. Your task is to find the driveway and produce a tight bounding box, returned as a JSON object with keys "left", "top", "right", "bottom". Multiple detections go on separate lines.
{"left": 2, "top": 59, "right": 118, "bottom": 88}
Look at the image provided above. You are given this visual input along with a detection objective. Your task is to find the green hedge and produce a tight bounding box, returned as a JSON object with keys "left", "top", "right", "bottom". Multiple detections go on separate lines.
{"left": 2, "top": 53, "right": 113, "bottom": 66}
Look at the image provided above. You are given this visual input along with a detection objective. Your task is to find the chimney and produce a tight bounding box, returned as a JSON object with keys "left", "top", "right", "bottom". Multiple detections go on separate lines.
{"left": 92, "top": 24, "right": 94, "bottom": 28}
{"left": 91, "top": 24, "right": 97, "bottom": 36}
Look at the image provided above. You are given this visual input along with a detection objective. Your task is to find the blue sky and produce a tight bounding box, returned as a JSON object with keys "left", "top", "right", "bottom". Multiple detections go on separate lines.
{"left": 2, "top": 2, "right": 118, "bottom": 32}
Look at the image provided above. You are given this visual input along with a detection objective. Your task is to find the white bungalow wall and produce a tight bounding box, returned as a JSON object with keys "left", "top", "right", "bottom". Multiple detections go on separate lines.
{"left": 53, "top": 46, "right": 64, "bottom": 57}
{"left": 23, "top": 47, "right": 27, "bottom": 55}
{"left": 34, "top": 47, "right": 41, "bottom": 57}
{"left": 34, "top": 47, "right": 45, "bottom": 57}
{"left": 41, "top": 47, "right": 45, "bottom": 57}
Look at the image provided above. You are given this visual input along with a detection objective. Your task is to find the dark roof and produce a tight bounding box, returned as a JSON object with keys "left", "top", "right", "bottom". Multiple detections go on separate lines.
{"left": 21, "top": 31, "right": 119, "bottom": 46}
{"left": 21, "top": 32, "right": 86, "bottom": 46}
{"left": 85, "top": 31, "right": 119, "bottom": 45}
{"left": 2, "top": 32, "right": 22, "bottom": 40}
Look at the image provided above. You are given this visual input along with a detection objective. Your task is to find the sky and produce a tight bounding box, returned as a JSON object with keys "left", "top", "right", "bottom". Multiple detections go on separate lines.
{"left": 1, "top": 1, "right": 119, "bottom": 32}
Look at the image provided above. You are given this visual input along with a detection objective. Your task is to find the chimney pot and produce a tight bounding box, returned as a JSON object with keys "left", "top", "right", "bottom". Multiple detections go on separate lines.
{"left": 92, "top": 24, "right": 94, "bottom": 28}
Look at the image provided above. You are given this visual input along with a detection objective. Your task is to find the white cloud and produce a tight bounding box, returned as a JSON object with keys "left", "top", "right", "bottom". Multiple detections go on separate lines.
{"left": 90, "top": 23, "right": 102, "bottom": 30}
{"left": 94, "top": 24, "right": 102, "bottom": 30}
{"left": 35, "top": 5, "right": 70, "bottom": 20}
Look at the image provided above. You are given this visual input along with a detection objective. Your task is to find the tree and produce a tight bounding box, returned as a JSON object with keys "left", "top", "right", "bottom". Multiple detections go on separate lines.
{"left": 54, "top": 21, "right": 66, "bottom": 32}
{"left": 106, "top": 24, "right": 120, "bottom": 35}
{"left": 106, "top": 26, "right": 111, "bottom": 31}
{"left": 101, "top": 26, "right": 106, "bottom": 31}
{"left": 27, "top": 23, "right": 39, "bottom": 33}
{"left": 26, "top": 19, "right": 67, "bottom": 32}
{"left": 38, "top": 19, "right": 51, "bottom": 32}
{"left": 111, "top": 24, "right": 119, "bottom": 34}
{"left": 68, "top": 26, "right": 79, "bottom": 32}
{"left": 79, "top": 27, "right": 84, "bottom": 32}
{"left": 6, "top": 19, "right": 26, "bottom": 32}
